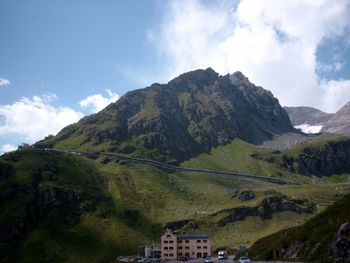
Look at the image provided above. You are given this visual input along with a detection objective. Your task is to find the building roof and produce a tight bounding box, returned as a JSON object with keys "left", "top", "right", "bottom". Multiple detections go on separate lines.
{"left": 175, "top": 233, "right": 209, "bottom": 239}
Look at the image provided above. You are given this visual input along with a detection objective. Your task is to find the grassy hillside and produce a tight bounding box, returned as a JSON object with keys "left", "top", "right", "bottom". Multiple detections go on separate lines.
{"left": 250, "top": 192, "right": 350, "bottom": 262}
{"left": 0, "top": 149, "right": 160, "bottom": 262}
{"left": 1, "top": 136, "right": 350, "bottom": 262}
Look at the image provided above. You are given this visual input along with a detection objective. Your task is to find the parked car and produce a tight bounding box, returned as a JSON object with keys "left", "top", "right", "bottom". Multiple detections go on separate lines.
{"left": 204, "top": 256, "right": 214, "bottom": 263}
{"left": 218, "top": 250, "right": 228, "bottom": 260}
{"left": 238, "top": 257, "right": 250, "bottom": 263}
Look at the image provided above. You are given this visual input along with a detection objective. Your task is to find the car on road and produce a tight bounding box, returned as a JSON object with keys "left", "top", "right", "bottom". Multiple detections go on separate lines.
{"left": 238, "top": 256, "right": 250, "bottom": 263}
{"left": 218, "top": 250, "right": 228, "bottom": 260}
{"left": 204, "top": 256, "right": 214, "bottom": 263}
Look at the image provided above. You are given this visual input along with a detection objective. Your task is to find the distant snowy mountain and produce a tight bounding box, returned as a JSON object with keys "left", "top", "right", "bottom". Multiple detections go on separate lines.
{"left": 294, "top": 124, "right": 323, "bottom": 134}
{"left": 284, "top": 106, "right": 333, "bottom": 134}
{"left": 322, "top": 101, "right": 350, "bottom": 136}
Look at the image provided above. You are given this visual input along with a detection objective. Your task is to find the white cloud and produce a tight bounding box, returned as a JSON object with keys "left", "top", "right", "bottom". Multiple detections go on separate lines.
{"left": 317, "top": 61, "right": 343, "bottom": 73}
{"left": 0, "top": 144, "right": 17, "bottom": 154}
{"left": 0, "top": 94, "right": 84, "bottom": 143}
{"left": 79, "top": 89, "right": 119, "bottom": 113}
{"left": 320, "top": 79, "right": 350, "bottom": 112}
{"left": 0, "top": 77, "right": 10, "bottom": 87}
{"left": 151, "top": 0, "right": 350, "bottom": 112}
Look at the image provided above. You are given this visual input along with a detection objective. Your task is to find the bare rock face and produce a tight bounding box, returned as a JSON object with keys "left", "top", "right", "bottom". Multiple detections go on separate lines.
{"left": 330, "top": 221, "right": 350, "bottom": 260}
{"left": 281, "top": 139, "right": 350, "bottom": 176}
{"left": 162, "top": 195, "right": 315, "bottom": 232}
{"left": 322, "top": 101, "right": 350, "bottom": 136}
{"left": 284, "top": 106, "right": 333, "bottom": 126}
{"left": 216, "top": 195, "right": 315, "bottom": 227}
{"left": 238, "top": 190, "right": 255, "bottom": 201}
{"left": 163, "top": 220, "right": 199, "bottom": 231}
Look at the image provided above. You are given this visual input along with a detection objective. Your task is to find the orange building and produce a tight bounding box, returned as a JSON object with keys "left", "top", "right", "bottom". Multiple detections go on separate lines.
{"left": 161, "top": 229, "right": 211, "bottom": 260}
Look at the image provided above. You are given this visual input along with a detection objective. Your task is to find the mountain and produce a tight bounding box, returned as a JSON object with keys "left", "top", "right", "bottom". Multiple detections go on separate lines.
{"left": 38, "top": 68, "right": 294, "bottom": 162}
{"left": 284, "top": 106, "right": 333, "bottom": 134}
{"left": 250, "top": 192, "right": 350, "bottom": 262}
{"left": 2, "top": 68, "right": 350, "bottom": 263}
{"left": 322, "top": 101, "right": 350, "bottom": 136}
{"left": 284, "top": 106, "right": 333, "bottom": 126}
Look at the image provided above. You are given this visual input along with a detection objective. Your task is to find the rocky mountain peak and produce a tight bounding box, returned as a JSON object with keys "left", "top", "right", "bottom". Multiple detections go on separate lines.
{"left": 168, "top": 68, "right": 219, "bottom": 87}
{"left": 39, "top": 68, "right": 295, "bottom": 162}
{"left": 230, "top": 71, "right": 251, "bottom": 86}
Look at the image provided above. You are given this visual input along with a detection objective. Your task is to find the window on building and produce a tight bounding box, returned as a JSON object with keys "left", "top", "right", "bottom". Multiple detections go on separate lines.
{"left": 169, "top": 240, "right": 174, "bottom": 243}
{"left": 164, "top": 240, "right": 168, "bottom": 243}
{"left": 203, "top": 240, "right": 208, "bottom": 243}
{"left": 178, "top": 253, "right": 183, "bottom": 256}
{"left": 197, "top": 240, "right": 201, "bottom": 243}
{"left": 166, "top": 235, "right": 171, "bottom": 237}
{"left": 179, "top": 246, "right": 183, "bottom": 250}
{"left": 169, "top": 247, "right": 174, "bottom": 250}
{"left": 185, "top": 240, "right": 189, "bottom": 243}
{"left": 164, "top": 247, "right": 168, "bottom": 250}
{"left": 197, "top": 246, "right": 201, "bottom": 249}
{"left": 169, "top": 254, "right": 173, "bottom": 257}
{"left": 164, "top": 253, "right": 168, "bottom": 256}
{"left": 178, "top": 240, "right": 183, "bottom": 243}
{"left": 203, "top": 246, "right": 207, "bottom": 249}
{"left": 185, "top": 246, "right": 190, "bottom": 250}
{"left": 185, "top": 253, "right": 190, "bottom": 257}
{"left": 203, "top": 252, "right": 208, "bottom": 257}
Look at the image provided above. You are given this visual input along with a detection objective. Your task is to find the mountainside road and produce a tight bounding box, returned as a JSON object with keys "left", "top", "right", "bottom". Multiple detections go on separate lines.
{"left": 42, "top": 148, "right": 298, "bottom": 185}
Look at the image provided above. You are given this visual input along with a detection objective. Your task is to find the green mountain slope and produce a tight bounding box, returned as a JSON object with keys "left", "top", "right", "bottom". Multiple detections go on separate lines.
{"left": 2, "top": 69, "right": 350, "bottom": 263}
{"left": 250, "top": 192, "right": 350, "bottom": 262}
{"left": 37, "top": 68, "right": 294, "bottom": 163}
{"left": 0, "top": 149, "right": 156, "bottom": 262}
{"left": 2, "top": 137, "right": 350, "bottom": 262}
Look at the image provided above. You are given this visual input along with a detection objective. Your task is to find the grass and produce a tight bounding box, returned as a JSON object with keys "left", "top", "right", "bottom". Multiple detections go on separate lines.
{"left": 250, "top": 192, "right": 350, "bottom": 262}
{"left": 1, "top": 137, "right": 350, "bottom": 262}
{"left": 181, "top": 139, "right": 308, "bottom": 183}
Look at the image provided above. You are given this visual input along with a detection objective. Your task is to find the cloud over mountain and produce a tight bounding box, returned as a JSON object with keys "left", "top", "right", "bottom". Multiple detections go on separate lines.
{"left": 0, "top": 94, "right": 83, "bottom": 143}
{"left": 79, "top": 89, "right": 119, "bottom": 114}
{"left": 150, "top": 0, "right": 350, "bottom": 112}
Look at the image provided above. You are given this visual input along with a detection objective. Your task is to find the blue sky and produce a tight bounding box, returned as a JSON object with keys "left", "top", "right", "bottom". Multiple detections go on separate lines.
{"left": 0, "top": 1, "right": 163, "bottom": 105}
{"left": 1, "top": 0, "right": 350, "bottom": 153}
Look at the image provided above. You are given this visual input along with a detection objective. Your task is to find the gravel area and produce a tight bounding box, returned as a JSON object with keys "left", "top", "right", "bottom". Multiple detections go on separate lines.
{"left": 257, "top": 132, "right": 321, "bottom": 151}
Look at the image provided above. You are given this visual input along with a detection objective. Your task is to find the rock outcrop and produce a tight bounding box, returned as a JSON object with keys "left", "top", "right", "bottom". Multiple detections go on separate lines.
{"left": 238, "top": 190, "right": 255, "bottom": 201}
{"left": 250, "top": 192, "right": 350, "bottom": 262}
{"left": 281, "top": 139, "right": 350, "bottom": 176}
{"left": 162, "top": 195, "right": 314, "bottom": 233}
{"left": 322, "top": 101, "right": 350, "bottom": 136}
{"left": 216, "top": 195, "right": 314, "bottom": 227}
{"left": 163, "top": 220, "right": 199, "bottom": 231}
{"left": 330, "top": 221, "right": 350, "bottom": 260}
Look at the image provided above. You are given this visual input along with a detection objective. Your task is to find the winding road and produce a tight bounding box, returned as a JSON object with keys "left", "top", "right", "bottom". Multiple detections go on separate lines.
{"left": 43, "top": 148, "right": 298, "bottom": 185}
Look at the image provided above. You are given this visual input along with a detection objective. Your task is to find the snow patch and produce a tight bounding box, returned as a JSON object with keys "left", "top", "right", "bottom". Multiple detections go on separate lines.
{"left": 295, "top": 124, "right": 323, "bottom": 134}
